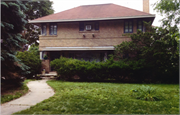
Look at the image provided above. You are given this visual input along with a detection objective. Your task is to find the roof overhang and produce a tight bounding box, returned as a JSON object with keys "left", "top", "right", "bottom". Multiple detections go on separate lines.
{"left": 29, "top": 14, "right": 155, "bottom": 23}
{"left": 40, "top": 46, "right": 115, "bottom": 51}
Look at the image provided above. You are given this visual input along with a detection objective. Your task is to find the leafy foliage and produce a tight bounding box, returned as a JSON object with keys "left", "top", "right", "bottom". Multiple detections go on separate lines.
{"left": 50, "top": 57, "right": 157, "bottom": 82}
{"left": 1, "top": 1, "right": 29, "bottom": 80}
{"left": 28, "top": 44, "right": 39, "bottom": 55}
{"left": 16, "top": 45, "right": 41, "bottom": 78}
{"left": 21, "top": 0, "right": 54, "bottom": 45}
{"left": 114, "top": 22, "right": 179, "bottom": 83}
{"left": 154, "top": 0, "right": 180, "bottom": 27}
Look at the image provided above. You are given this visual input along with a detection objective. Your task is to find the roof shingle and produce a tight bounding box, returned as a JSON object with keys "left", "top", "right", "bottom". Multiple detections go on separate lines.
{"left": 30, "top": 3, "right": 155, "bottom": 23}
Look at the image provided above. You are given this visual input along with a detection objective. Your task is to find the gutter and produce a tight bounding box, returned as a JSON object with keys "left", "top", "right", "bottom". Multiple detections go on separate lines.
{"left": 29, "top": 15, "right": 155, "bottom": 23}
{"left": 40, "top": 46, "right": 115, "bottom": 51}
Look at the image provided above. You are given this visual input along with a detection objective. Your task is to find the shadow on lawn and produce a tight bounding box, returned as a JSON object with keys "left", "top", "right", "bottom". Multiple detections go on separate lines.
{"left": 56, "top": 78, "right": 150, "bottom": 84}
{"left": 1, "top": 78, "right": 25, "bottom": 95}
{"left": 54, "top": 75, "right": 179, "bottom": 84}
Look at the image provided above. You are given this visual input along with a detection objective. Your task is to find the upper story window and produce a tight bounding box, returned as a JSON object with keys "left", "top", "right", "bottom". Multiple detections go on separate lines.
{"left": 137, "top": 20, "right": 144, "bottom": 32}
{"left": 79, "top": 21, "right": 99, "bottom": 31}
{"left": 41, "top": 24, "right": 46, "bottom": 35}
{"left": 124, "top": 20, "right": 133, "bottom": 33}
{"left": 49, "top": 23, "right": 57, "bottom": 35}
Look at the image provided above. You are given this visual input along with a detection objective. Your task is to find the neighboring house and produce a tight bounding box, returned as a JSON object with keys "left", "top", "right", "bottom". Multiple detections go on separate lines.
{"left": 29, "top": 0, "right": 155, "bottom": 73}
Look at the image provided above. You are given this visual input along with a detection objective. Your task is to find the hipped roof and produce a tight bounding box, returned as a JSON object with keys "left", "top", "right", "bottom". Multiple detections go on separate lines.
{"left": 29, "top": 3, "right": 155, "bottom": 23}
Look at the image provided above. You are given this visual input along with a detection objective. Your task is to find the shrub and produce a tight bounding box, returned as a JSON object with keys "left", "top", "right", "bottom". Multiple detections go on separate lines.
{"left": 50, "top": 57, "right": 131, "bottom": 81}
{"left": 16, "top": 51, "right": 41, "bottom": 78}
{"left": 50, "top": 56, "right": 178, "bottom": 83}
{"left": 43, "top": 54, "right": 48, "bottom": 60}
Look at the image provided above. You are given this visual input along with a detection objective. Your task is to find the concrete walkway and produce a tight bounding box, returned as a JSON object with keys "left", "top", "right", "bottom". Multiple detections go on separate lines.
{"left": 1, "top": 79, "right": 55, "bottom": 115}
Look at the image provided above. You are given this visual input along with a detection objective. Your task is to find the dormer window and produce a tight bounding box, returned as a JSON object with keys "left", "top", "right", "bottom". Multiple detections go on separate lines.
{"left": 124, "top": 20, "right": 133, "bottom": 33}
{"left": 49, "top": 23, "right": 57, "bottom": 35}
{"left": 41, "top": 24, "right": 46, "bottom": 35}
{"left": 79, "top": 22, "right": 99, "bottom": 31}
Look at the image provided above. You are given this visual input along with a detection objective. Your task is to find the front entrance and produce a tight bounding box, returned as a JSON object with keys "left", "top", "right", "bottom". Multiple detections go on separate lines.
{"left": 50, "top": 51, "right": 61, "bottom": 71}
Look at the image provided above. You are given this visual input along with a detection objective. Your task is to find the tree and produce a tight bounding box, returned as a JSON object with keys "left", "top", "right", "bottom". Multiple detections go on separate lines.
{"left": 114, "top": 22, "right": 179, "bottom": 83}
{"left": 1, "top": 0, "right": 30, "bottom": 80}
{"left": 21, "top": 0, "right": 54, "bottom": 45}
{"left": 114, "top": 0, "right": 180, "bottom": 83}
{"left": 154, "top": 0, "right": 180, "bottom": 27}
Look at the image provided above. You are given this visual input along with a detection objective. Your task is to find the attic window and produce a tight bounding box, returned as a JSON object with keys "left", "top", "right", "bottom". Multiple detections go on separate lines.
{"left": 49, "top": 23, "right": 57, "bottom": 35}
{"left": 124, "top": 20, "right": 133, "bottom": 33}
{"left": 79, "top": 22, "right": 99, "bottom": 31}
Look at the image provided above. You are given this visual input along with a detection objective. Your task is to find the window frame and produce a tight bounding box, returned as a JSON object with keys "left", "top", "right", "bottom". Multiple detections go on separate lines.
{"left": 79, "top": 21, "right": 99, "bottom": 31}
{"left": 124, "top": 20, "right": 133, "bottom": 33}
{"left": 41, "top": 24, "right": 47, "bottom": 35}
{"left": 137, "top": 20, "right": 144, "bottom": 32}
{"left": 94, "top": 22, "right": 99, "bottom": 30}
{"left": 49, "top": 23, "right": 57, "bottom": 35}
{"left": 79, "top": 22, "right": 84, "bottom": 31}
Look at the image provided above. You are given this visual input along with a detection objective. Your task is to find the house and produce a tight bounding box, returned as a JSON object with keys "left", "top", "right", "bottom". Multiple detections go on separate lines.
{"left": 29, "top": 0, "right": 155, "bottom": 73}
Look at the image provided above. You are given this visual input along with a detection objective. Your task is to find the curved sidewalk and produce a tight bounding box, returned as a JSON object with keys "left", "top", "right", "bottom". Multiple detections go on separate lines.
{"left": 1, "top": 79, "right": 55, "bottom": 115}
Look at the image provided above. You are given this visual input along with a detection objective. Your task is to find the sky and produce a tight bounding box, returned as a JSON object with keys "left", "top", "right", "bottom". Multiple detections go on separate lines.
{"left": 50, "top": 0, "right": 163, "bottom": 27}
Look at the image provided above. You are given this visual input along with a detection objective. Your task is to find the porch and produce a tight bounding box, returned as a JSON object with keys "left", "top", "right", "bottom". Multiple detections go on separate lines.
{"left": 40, "top": 50, "right": 114, "bottom": 73}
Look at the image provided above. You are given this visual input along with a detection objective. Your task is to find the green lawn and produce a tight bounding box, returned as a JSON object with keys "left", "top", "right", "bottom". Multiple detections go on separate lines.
{"left": 15, "top": 80, "right": 179, "bottom": 114}
{"left": 1, "top": 79, "right": 33, "bottom": 104}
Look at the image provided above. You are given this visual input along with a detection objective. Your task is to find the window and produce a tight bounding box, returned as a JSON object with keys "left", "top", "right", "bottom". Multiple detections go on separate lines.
{"left": 41, "top": 24, "right": 46, "bottom": 35}
{"left": 49, "top": 23, "right": 57, "bottom": 35}
{"left": 85, "top": 25, "right": 92, "bottom": 30}
{"left": 124, "top": 20, "right": 133, "bottom": 33}
{"left": 94, "top": 22, "right": 99, "bottom": 30}
{"left": 137, "top": 20, "right": 143, "bottom": 31}
{"left": 79, "top": 22, "right": 84, "bottom": 31}
{"left": 79, "top": 22, "right": 99, "bottom": 31}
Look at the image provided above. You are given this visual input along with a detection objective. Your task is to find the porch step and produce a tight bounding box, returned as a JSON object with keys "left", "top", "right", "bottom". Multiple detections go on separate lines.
{"left": 37, "top": 71, "right": 57, "bottom": 80}
{"left": 41, "top": 76, "right": 56, "bottom": 80}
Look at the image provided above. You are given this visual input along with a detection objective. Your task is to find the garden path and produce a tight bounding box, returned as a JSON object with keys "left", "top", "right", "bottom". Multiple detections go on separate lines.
{"left": 1, "top": 79, "right": 55, "bottom": 115}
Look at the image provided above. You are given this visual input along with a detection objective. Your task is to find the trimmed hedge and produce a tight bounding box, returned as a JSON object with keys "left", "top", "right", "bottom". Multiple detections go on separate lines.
{"left": 50, "top": 57, "right": 178, "bottom": 83}
{"left": 51, "top": 57, "right": 145, "bottom": 82}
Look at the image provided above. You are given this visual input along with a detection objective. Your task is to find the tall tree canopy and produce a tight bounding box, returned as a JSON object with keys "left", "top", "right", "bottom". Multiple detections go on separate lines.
{"left": 22, "top": 0, "right": 54, "bottom": 45}
{"left": 154, "top": 0, "right": 180, "bottom": 27}
{"left": 1, "top": 0, "right": 29, "bottom": 79}
{"left": 1, "top": 0, "right": 54, "bottom": 80}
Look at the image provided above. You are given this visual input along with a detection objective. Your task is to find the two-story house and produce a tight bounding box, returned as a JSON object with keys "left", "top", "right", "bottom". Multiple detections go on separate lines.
{"left": 29, "top": 0, "right": 155, "bottom": 73}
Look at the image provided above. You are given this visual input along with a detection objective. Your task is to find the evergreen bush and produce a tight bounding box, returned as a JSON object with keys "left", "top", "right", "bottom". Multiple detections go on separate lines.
{"left": 16, "top": 50, "right": 41, "bottom": 79}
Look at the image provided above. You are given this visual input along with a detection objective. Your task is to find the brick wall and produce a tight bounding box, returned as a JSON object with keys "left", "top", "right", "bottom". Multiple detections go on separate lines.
{"left": 41, "top": 59, "right": 50, "bottom": 73}
{"left": 39, "top": 19, "right": 139, "bottom": 51}
{"left": 143, "top": 0, "right": 149, "bottom": 13}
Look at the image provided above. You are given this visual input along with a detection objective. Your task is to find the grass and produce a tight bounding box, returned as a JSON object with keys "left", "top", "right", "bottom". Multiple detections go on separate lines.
{"left": 1, "top": 79, "right": 33, "bottom": 104}
{"left": 15, "top": 80, "right": 179, "bottom": 114}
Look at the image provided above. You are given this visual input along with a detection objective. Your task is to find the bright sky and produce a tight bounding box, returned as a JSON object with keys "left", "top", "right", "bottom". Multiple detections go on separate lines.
{"left": 50, "top": 0, "right": 163, "bottom": 27}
